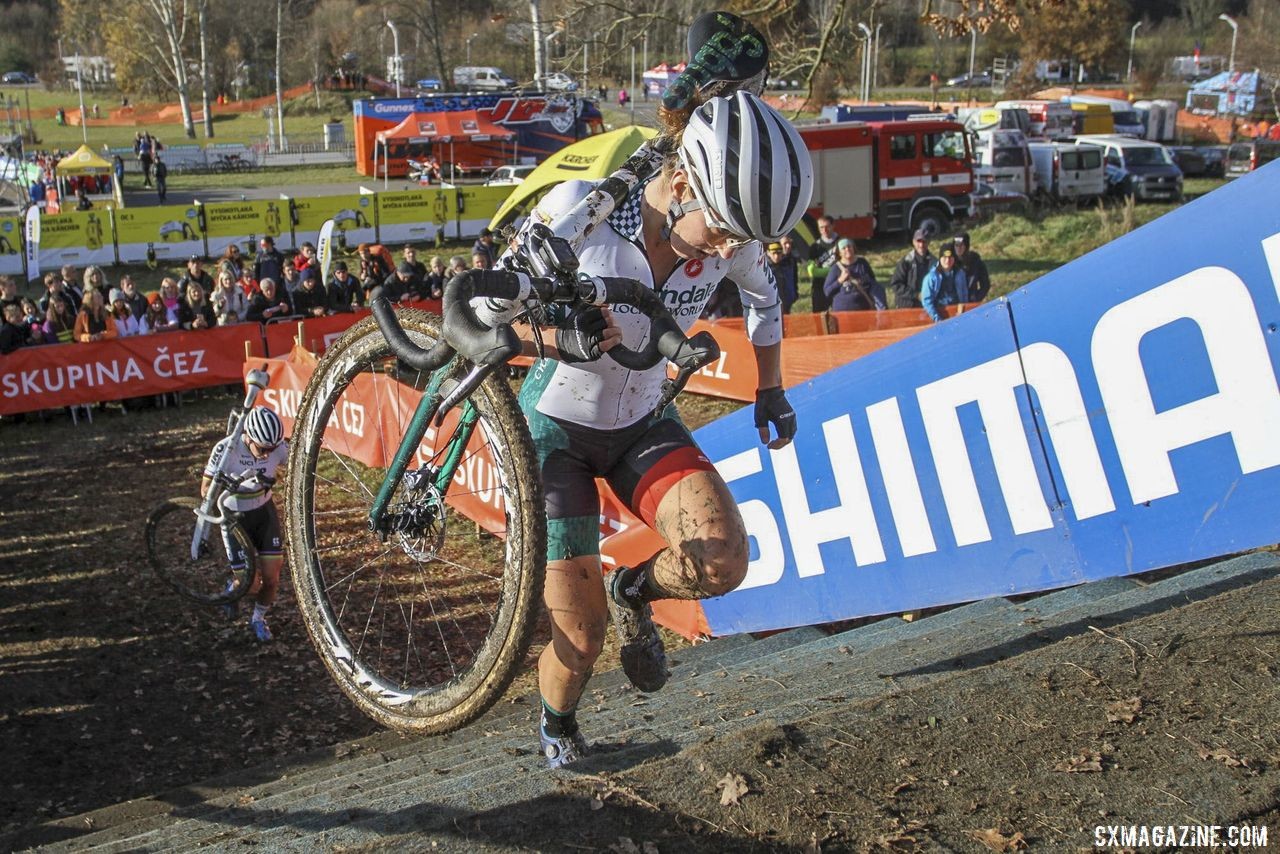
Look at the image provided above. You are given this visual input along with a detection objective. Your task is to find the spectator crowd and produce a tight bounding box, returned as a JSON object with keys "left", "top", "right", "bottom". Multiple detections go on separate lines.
{"left": 0, "top": 236, "right": 479, "bottom": 360}
{"left": 704, "top": 216, "right": 991, "bottom": 323}
{"left": 3, "top": 223, "right": 991, "bottom": 389}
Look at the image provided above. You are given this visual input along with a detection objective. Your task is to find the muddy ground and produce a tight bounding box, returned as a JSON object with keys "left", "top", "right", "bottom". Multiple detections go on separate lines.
{"left": 2, "top": 395, "right": 1278, "bottom": 852}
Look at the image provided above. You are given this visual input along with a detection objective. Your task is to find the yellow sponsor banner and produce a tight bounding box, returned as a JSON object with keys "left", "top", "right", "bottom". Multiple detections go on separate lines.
{"left": 0, "top": 215, "right": 23, "bottom": 276}
{"left": 375, "top": 188, "right": 452, "bottom": 245}
{"left": 201, "top": 200, "right": 288, "bottom": 259}
{"left": 290, "top": 193, "right": 377, "bottom": 253}
{"left": 455, "top": 185, "right": 508, "bottom": 242}
{"left": 37, "top": 210, "right": 116, "bottom": 269}
{"left": 113, "top": 204, "right": 206, "bottom": 265}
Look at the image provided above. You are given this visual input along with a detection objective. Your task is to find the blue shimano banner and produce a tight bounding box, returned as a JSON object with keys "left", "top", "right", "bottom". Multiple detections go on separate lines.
{"left": 694, "top": 162, "right": 1280, "bottom": 636}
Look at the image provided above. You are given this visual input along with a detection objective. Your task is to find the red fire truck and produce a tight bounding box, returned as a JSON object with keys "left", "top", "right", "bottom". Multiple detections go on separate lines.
{"left": 797, "top": 115, "right": 974, "bottom": 239}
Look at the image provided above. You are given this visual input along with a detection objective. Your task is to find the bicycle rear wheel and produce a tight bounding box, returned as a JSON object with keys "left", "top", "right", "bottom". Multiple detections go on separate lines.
{"left": 285, "top": 309, "right": 544, "bottom": 734}
{"left": 145, "top": 497, "right": 256, "bottom": 605}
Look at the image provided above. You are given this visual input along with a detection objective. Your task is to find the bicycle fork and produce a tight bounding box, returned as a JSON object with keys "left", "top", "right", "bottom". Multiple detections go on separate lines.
{"left": 368, "top": 364, "right": 482, "bottom": 538}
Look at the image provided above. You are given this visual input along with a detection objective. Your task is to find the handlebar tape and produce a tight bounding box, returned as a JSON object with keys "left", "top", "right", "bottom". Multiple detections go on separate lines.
{"left": 592, "top": 277, "right": 721, "bottom": 372}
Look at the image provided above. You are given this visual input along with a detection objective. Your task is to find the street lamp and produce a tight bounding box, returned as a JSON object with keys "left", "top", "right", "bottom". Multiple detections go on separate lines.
{"left": 386, "top": 20, "right": 401, "bottom": 97}
{"left": 543, "top": 29, "right": 561, "bottom": 86}
{"left": 1127, "top": 21, "right": 1142, "bottom": 83}
{"left": 466, "top": 33, "right": 479, "bottom": 65}
{"left": 1218, "top": 14, "right": 1238, "bottom": 74}
{"left": 857, "top": 22, "right": 872, "bottom": 102}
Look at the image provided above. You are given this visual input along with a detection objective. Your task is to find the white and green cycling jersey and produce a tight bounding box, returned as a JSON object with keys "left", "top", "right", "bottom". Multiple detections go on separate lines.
{"left": 478, "top": 178, "right": 783, "bottom": 431}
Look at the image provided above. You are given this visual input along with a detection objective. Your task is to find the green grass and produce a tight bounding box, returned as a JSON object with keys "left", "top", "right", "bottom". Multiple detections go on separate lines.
{"left": 787, "top": 179, "right": 1229, "bottom": 312}
{"left": 7, "top": 84, "right": 354, "bottom": 152}
{"left": 164, "top": 164, "right": 363, "bottom": 192}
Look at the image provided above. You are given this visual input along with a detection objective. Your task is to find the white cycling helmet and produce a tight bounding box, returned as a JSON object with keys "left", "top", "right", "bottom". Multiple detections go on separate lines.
{"left": 678, "top": 90, "right": 814, "bottom": 242}
{"left": 243, "top": 406, "right": 284, "bottom": 448}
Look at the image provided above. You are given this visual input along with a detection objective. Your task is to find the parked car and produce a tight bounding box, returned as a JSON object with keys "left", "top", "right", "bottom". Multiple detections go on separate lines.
{"left": 483, "top": 164, "right": 536, "bottom": 186}
{"left": 452, "top": 66, "right": 515, "bottom": 91}
{"left": 1168, "top": 146, "right": 1208, "bottom": 177}
{"left": 2, "top": 71, "right": 37, "bottom": 84}
{"left": 967, "top": 181, "right": 1031, "bottom": 221}
{"left": 1225, "top": 139, "right": 1280, "bottom": 178}
{"left": 946, "top": 71, "right": 992, "bottom": 88}
{"left": 415, "top": 78, "right": 443, "bottom": 92}
{"left": 540, "top": 72, "right": 578, "bottom": 92}
{"left": 1200, "top": 146, "right": 1228, "bottom": 178}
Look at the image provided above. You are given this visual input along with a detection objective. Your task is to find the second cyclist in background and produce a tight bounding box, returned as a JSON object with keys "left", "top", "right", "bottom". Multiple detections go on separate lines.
{"left": 201, "top": 407, "right": 290, "bottom": 643}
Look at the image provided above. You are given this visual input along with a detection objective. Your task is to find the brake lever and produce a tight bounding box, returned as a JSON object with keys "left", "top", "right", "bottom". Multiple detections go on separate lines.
{"left": 651, "top": 330, "right": 720, "bottom": 416}
{"left": 435, "top": 363, "right": 493, "bottom": 426}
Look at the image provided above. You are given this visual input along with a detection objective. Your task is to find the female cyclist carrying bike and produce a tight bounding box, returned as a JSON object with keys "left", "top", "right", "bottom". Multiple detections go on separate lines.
{"left": 201, "top": 407, "right": 289, "bottom": 643}
{"left": 477, "top": 90, "right": 813, "bottom": 767}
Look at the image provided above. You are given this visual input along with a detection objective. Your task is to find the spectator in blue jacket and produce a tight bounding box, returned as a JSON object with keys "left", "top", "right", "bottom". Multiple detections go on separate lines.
{"left": 253, "top": 235, "right": 285, "bottom": 286}
{"left": 823, "top": 238, "right": 886, "bottom": 312}
{"left": 921, "top": 244, "right": 969, "bottom": 322}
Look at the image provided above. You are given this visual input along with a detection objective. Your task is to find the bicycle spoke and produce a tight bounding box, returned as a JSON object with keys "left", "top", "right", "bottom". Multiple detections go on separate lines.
{"left": 288, "top": 313, "right": 542, "bottom": 732}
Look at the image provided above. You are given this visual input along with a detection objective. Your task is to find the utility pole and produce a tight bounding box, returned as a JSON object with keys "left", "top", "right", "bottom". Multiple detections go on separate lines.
{"left": 967, "top": 26, "right": 977, "bottom": 107}
{"left": 74, "top": 52, "right": 87, "bottom": 144}
{"left": 873, "top": 24, "right": 882, "bottom": 94}
{"left": 386, "top": 20, "right": 401, "bottom": 97}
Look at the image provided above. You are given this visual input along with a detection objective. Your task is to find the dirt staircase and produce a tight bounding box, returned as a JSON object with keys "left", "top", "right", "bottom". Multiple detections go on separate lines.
{"left": 10, "top": 551, "right": 1279, "bottom": 853}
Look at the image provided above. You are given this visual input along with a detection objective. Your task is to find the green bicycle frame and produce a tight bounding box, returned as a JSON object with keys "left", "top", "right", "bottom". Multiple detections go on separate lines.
{"left": 368, "top": 362, "right": 482, "bottom": 533}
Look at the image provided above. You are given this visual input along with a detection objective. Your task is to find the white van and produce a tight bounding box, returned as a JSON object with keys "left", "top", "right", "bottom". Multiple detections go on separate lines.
{"left": 1060, "top": 95, "right": 1144, "bottom": 138}
{"left": 1073, "top": 135, "right": 1183, "bottom": 201}
{"left": 995, "top": 100, "right": 1074, "bottom": 140}
{"left": 970, "top": 128, "right": 1037, "bottom": 196}
{"left": 1028, "top": 141, "right": 1106, "bottom": 204}
{"left": 452, "top": 66, "right": 515, "bottom": 91}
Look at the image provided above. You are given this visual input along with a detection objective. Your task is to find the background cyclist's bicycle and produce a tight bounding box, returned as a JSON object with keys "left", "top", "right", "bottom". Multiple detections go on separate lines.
{"left": 145, "top": 371, "right": 270, "bottom": 606}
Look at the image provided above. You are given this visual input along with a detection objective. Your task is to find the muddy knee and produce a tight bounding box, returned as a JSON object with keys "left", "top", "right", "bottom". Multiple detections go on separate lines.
{"left": 550, "top": 619, "right": 606, "bottom": 675}
{"left": 698, "top": 551, "right": 748, "bottom": 596}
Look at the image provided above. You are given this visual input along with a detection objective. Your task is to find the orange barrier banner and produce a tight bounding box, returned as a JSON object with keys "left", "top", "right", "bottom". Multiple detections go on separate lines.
{"left": 253, "top": 346, "right": 508, "bottom": 538}
{"left": 0, "top": 325, "right": 265, "bottom": 415}
{"left": 261, "top": 301, "right": 441, "bottom": 357}
{"left": 828, "top": 303, "right": 980, "bottom": 333}
{"left": 685, "top": 306, "right": 981, "bottom": 402}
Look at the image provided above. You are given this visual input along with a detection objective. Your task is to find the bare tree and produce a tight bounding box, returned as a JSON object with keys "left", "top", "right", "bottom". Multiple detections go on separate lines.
{"left": 82, "top": 0, "right": 197, "bottom": 136}
{"left": 275, "top": 0, "right": 286, "bottom": 150}
{"left": 198, "top": 0, "right": 214, "bottom": 137}
{"left": 149, "top": 0, "right": 197, "bottom": 138}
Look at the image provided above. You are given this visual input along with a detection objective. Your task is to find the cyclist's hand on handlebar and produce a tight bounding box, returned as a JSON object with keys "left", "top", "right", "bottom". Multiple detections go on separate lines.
{"left": 554, "top": 305, "right": 621, "bottom": 363}
{"left": 754, "top": 386, "right": 797, "bottom": 450}
{"left": 213, "top": 471, "right": 243, "bottom": 490}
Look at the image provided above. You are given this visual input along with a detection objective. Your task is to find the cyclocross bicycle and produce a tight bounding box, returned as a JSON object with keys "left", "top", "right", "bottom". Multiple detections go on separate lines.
{"left": 283, "top": 10, "right": 772, "bottom": 735}
{"left": 145, "top": 370, "right": 271, "bottom": 606}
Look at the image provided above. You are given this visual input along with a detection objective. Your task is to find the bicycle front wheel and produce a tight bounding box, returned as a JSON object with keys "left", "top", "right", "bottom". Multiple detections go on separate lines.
{"left": 285, "top": 309, "right": 544, "bottom": 734}
{"left": 145, "top": 498, "right": 256, "bottom": 605}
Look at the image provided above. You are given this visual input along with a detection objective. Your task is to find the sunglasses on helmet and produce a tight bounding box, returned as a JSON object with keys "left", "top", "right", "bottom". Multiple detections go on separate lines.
{"left": 680, "top": 170, "right": 755, "bottom": 250}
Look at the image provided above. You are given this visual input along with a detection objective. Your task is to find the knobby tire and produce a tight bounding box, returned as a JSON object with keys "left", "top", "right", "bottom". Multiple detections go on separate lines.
{"left": 284, "top": 310, "right": 545, "bottom": 734}
{"left": 145, "top": 497, "right": 257, "bottom": 605}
